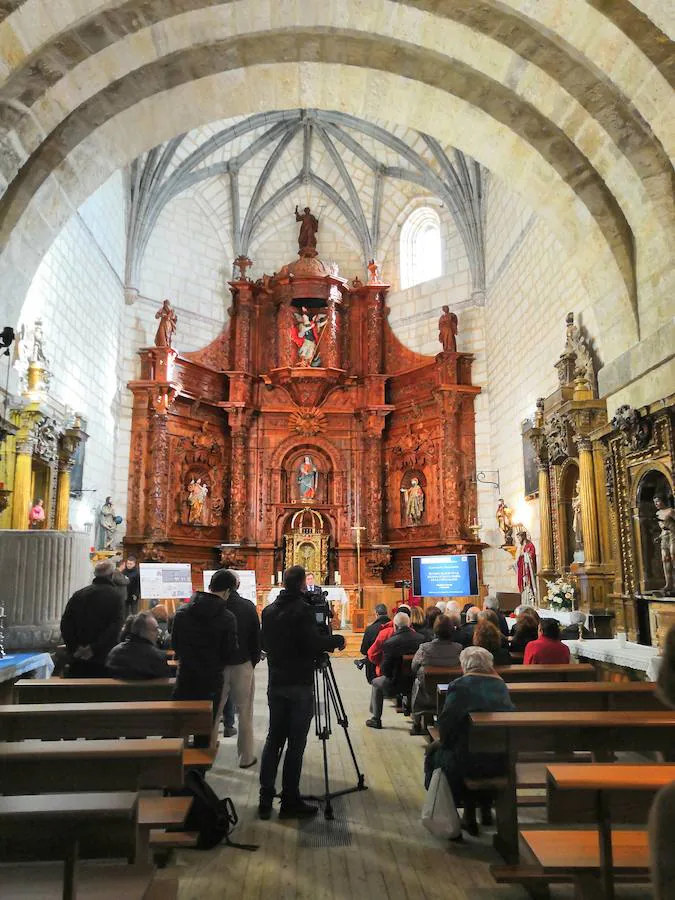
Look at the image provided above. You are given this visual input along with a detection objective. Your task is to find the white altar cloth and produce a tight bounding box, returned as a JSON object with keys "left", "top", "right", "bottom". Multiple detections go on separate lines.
{"left": 563, "top": 639, "right": 662, "bottom": 681}
{"left": 265, "top": 587, "right": 350, "bottom": 628}
{"left": 506, "top": 607, "right": 576, "bottom": 629}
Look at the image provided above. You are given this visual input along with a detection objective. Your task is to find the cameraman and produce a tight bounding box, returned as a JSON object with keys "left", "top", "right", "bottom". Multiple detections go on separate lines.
{"left": 259, "top": 565, "right": 345, "bottom": 820}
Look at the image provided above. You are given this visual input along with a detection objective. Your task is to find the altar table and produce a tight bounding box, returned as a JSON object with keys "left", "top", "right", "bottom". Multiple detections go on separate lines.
{"left": 0, "top": 652, "right": 54, "bottom": 701}
{"left": 563, "top": 639, "right": 662, "bottom": 682}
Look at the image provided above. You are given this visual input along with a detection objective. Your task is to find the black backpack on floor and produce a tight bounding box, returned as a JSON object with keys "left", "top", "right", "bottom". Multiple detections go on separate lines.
{"left": 170, "top": 768, "right": 258, "bottom": 851}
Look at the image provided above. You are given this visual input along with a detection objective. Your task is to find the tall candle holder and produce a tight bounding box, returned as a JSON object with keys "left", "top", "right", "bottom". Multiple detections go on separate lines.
{"left": 0, "top": 606, "right": 6, "bottom": 659}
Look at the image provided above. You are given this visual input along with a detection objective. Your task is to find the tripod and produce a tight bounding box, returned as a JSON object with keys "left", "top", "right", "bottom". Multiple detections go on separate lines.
{"left": 305, "top": 653, "right": 367, "bottom": 819}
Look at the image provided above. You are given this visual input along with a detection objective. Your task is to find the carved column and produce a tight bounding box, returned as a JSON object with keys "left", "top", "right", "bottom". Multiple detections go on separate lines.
{"left": 228, "top": 410, "right": 252, "bottom": 544}
{"left": 575, "top": 434, "right": 601, "bottom": 566}
{"left": 55, "top": 419, "right": 88, "bottom": 531}
{"left": 277, "top": 290, "right": 295, "bottom": 368}
{"left": 146, "top": 387, "right": 176, "bottom": 540}
{"left": 11, "top": 411, "right": 40, "bottom": 529}
{"left": 323, "top": 286, "right": 341, "bottom": 369}
{"left": 232, "top": 281, "right": 254, "bottom": 372}
{"left": 538, "top": 460, "right": 554, "bottom": 572}
{"left": 365, "top": 289, "right": 384, "bottom": 374}
{"left": 363, "top": 414, "right": 385, "bottom": 545}
{"left": 436, "top": 390, "right": 462, "bottom": 541}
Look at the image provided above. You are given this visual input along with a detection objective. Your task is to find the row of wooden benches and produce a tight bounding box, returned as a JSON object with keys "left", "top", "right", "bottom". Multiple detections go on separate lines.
{"left": 1, "top": 677, "right": 215, "bottom": 899}
{"left": 412, "top": 661, "right": 673, "bottom": 899}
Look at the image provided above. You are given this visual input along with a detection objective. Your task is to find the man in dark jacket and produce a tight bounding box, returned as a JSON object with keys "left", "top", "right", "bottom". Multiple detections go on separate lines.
{"left": 366, "top": 611, "right": 424, "bottom": 729}
{"left": 60, "top": 560, "right": 125, "bottom": 677}
{"left": 356, "top": 604, "right": 390, "bottom": 683}
{"left": 106, "top": 611, "right": 172, "bottom": 680}
{"left": 171, "top": 580, "right": 238, "bottom": 746}
{"left": 123, "top": 556, "right": 140, "bottom": 613}
{"left": 259, "top": 565, "right": 345, "bottom": 820}
{"left": 211, "top": 569, "right": 262, "bottom": 769}
{"left": 456, "top": 606, "right": 480, "bottom": 647}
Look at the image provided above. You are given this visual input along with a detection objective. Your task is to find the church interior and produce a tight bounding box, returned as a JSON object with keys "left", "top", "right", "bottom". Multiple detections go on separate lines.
{"left": 0, "top": 2, "right": 674, "bottom": 897}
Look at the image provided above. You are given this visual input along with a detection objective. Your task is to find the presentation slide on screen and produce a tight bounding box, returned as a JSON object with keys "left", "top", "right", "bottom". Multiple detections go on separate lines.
{"left": 203, "top": 570, "right": 257, "bottom": 604}
{"left": 411, "top": 554, "right": 479, "bottom": 598}
{"left": 140, "top": 563, "right": 193, "bottom": 600}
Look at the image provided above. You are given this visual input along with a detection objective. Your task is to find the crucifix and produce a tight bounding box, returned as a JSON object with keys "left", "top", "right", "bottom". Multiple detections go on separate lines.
{"left": 351, "top": 523, "right": 366, "bottom": 608}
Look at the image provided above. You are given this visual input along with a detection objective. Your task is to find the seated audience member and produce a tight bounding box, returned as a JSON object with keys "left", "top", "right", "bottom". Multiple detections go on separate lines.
{"left": 60, "top": 559, "right": 125, "bottom": 677}
{"left": 478, "top": 610, "right": 510, "bottom": 646}
{"left": 473, "top": 618, "right": 512, "bottom": 666}
{"left": 456, "top": 606, "right": 480, "bottom": 647}
{"left": 425, "top": 646, "right": 515, "bottom": 834}
{"left": 366, "top": 612, "right": 425, "bottom": 729}
{"left": 410, "top": 615, "right": 462, "bottom": 731}
{"left": 523, "top": 618, "right": 571, "bottom": 664}
{"left": 483, "top": 595, "right": 509, "bottom": 637}
{"left": 106, "top": 612, "right": 172, "bottom": 680}
{"left": 411, "top": 606, "right": 433, "bottom": 640}
{"left": 424, "top": 606, "right": 443, "bottom": 633}
{"left": 560, "top": 610, "right": 592, "bottom": 641}
{"left": 651, "top": 625, "right": 675, "bottom": 900}
{"left": 171, "top": 576, "right": 238, "bottom": 745}
{"left": 149, "top": 603, "right": 171, "bottom": 648}
{"left": 356, "top": 604, "right": 391, "bottom": 682}
{"left": 367, "top": 604, "right": 411, "bottom": 676}
{"left": 509, "top": 607, "right": 540, "bottom": 654}
{"left": 460, "top": 601, "right": 474, "bottom": 624}
{"left": 435, "top": 600, "right": 447, "bottom": 613}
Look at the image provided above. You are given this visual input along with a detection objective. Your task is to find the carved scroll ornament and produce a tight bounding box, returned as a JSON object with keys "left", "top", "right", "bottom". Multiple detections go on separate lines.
{"left": 545, "top": 413, "right": 569, "bottom": 465}
{"left": 611, "top": 404, "right": 652, "bottom": 452}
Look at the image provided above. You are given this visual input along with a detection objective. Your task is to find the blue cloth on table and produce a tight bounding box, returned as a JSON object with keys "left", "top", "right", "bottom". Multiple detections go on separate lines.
{"left": 0, "top": 652, "right": 54, "bottom": 682}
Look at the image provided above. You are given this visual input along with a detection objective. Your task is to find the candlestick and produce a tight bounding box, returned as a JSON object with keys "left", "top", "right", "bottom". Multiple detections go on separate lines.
{"left": 277, "top": 571, "right": 282, "bottom": 585}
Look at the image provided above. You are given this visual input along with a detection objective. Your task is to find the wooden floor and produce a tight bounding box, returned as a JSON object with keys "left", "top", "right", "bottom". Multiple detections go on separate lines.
{"left": 164, "top": 660, "right": 652, "bottom": 900}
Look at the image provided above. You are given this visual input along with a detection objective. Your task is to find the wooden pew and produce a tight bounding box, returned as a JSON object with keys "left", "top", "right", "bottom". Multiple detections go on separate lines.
{"left": 540, "top": 763, "right": 675, "bottom": 900}
{"left": 0, "top": 863, "right": 177, "bottom": 900}
{"left": 467, "top": 709, "right": 675, "bottom": 862}
{"left": 0, "top": 700, "right": 211, "bottom": 742}
{"left": 436, "top": 679, "right": 664, "bottom": 715}
{"left": 0, "top": 738, "right": 186, "bottom": 795}
{"left": 0, "top": 792, "right": 146, "bottom": 900}
{"left": 427, "top": 662, "right": 596, "bottom": 712}
{"left": 15, "top": 678, "right": 175, "bottom": 704}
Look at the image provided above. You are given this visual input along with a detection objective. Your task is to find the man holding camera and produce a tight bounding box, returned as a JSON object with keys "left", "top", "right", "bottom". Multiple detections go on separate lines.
{"left": 259, "top": 565, "right": 345, "bottom": 820}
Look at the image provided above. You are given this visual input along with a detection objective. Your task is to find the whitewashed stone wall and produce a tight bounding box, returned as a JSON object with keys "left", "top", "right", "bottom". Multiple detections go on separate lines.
{"left": 481, "top": 176, "right": 597, "bottom": 594}
{"left": 17, "top": 171, "right": 127, "bottom": 529}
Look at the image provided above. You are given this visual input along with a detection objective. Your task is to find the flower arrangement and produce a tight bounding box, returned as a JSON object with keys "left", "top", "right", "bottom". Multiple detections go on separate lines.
{"left": 545, "top": 577, "right": 575, "bottom": 611}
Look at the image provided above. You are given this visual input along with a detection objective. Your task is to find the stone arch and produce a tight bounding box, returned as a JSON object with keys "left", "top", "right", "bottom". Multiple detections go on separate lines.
{"left": 3, "top": 63, "right": 643, "bottom": 373}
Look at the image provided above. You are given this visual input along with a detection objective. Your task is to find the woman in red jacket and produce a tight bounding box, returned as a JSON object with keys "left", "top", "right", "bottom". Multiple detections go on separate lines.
{"left": 523, "top": 618, "right": 570, "bottom": 665}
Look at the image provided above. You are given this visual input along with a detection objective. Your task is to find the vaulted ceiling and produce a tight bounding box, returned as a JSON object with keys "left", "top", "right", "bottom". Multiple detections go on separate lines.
{"left": 0, "top": 0, "right": 672, "bottom": 370}
{"left": 126, "top": 109, "right": 487, "bottom": 291}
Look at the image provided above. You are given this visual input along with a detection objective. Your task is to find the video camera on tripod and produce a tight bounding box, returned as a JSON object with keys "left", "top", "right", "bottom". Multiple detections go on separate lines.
{"left": 304, "top": 588, "right": 332, "bottom": 634}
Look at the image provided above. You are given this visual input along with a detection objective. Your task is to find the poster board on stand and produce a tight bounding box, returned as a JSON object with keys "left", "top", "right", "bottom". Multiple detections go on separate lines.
{"left": 140, "top": 563, "right": 193, "bottom": 602}
{"left": 203, "top": 569, "right": 257, "bottom": 605}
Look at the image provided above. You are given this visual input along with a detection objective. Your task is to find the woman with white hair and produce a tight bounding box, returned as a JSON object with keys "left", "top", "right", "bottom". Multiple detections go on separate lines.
{"left": 424, "top": 646, "right": 515, "bottom": 835}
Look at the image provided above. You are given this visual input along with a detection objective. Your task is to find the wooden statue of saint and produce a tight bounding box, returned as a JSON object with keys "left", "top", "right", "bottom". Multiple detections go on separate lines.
{"left": 155, "top": 299, "right": 177, "bottom": 348}
{"left": 295, "top": 206, "right": 319, "bottom": 255}
{"left": 438, "top": 305, "right": 458, "bottom": 353}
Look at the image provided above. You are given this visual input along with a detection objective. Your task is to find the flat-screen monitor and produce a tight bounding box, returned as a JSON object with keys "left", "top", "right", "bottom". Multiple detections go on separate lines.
{"left": 411, "top": 554, "right": 479, "bottom": 598}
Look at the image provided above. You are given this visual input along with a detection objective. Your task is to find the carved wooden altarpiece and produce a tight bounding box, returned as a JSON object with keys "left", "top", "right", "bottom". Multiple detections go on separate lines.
{"left": 125, "top": 247, "right": 482, "bottom": 587}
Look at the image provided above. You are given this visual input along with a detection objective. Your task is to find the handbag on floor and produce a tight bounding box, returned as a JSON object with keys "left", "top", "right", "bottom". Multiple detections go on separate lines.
{"left": 421, "top": 768, "right": 461, "bottom": 839}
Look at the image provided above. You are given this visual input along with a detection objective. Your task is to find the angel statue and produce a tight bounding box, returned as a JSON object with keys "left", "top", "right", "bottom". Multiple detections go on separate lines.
{"left": 291, "top": 306, "right": 327, "bottom": 367}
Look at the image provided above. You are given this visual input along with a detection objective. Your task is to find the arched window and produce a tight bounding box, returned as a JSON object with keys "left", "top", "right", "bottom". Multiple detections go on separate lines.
{"left": 400, "top": 206, "right": 442, "bottom": 289}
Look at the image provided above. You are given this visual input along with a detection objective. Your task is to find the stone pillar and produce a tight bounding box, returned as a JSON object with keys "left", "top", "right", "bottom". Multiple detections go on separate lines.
{"left": 537, "top": 461, "right": 554, "bottom": 571}
{"left": 576, "top": 435, "right": 601, "bottom": 565}
{"left": 0, "top": 530, "right": 91, "bottom": 649}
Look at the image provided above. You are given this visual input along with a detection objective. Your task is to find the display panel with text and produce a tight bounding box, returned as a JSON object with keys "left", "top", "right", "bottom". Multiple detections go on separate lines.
{"left": 140, "top": 563, "right": 193, "bottom": 600}
{"left": 411, "top": 554, "right": 479, "bottom": 598}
